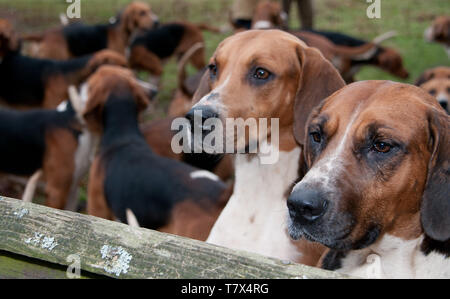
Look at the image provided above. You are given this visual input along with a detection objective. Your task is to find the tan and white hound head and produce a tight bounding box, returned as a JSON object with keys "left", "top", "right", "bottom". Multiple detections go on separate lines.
{"left": 420, "top": 78, "right": 450, "bottom": 114}
{"left": 186, "top": 29, "right": 344, "bottom": 154}
{"left": 81, "top": 65, "right": 151, "bottom": 133}
{"left": 252, "top": 1, "right": 286, "bottom": 30}
{"left": 288, "top": 81, "right": 449, "bottom": 251}
{"left": 121, "top": 1, "right": 158, "bottom": 36}
{"left": 424, "top": 16, "right": 450, "bottom": 46}
{"left": 416, "top": 66, "right": 450, "bottom": 114}
{"left": 79, "top": 49, "right": 129, "bottom": 82}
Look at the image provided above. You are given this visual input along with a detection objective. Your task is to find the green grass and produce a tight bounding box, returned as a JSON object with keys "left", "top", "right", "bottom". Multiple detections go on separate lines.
{"left": 1, "top": 0, "right": 448, "bottom": 112}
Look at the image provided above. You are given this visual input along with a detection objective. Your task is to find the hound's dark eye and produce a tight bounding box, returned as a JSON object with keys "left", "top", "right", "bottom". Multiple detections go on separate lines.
{"left": 372, "top": 141, "right": 392, "bottom": 153}
{"left": 209, "top": 64, "right": 217, "bottom": 77}
{"left": 446, "top": 86, "right": 450, "bottom": 94}
{"left": 139, "top": 11, "right": 147, "bottom": 16}
{"left": 429, "top": 89, "right": 437, "bottom": 96}
{"left": 310, "top": 132, "right": 321, "bottom": 143}
{"left": 253, "top": 68, "right": 270, "bottom": 80}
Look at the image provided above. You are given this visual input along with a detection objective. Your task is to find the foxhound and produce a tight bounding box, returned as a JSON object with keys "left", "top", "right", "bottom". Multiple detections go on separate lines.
{"left": 288, "top": 80, "right": 449, "bottom": 278}
{"left": 185, "top": 29, "right": 345, "bottom": 265}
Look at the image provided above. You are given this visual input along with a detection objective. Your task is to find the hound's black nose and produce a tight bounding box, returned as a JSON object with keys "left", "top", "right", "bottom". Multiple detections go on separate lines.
{"left": 185, "top": 106, "right": 219, "bottom": 133}
{"left": 287, "top": 189, "right": 329, "bottom": 224}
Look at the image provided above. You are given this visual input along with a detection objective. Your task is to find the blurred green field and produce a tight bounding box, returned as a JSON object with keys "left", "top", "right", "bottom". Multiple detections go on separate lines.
{"left": 0, "top": 0, "right": 448, "bottom": 113}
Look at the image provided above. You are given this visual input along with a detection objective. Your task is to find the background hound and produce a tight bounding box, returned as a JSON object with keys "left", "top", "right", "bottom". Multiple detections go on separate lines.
{"left": 185, "top": 29, "right": 345, "bottom": 265}
{"left": 82, "top": 66, "right": 231, "bottom": 241}
{"left": 22, "top": 1, "right": 157, "bottom": 60}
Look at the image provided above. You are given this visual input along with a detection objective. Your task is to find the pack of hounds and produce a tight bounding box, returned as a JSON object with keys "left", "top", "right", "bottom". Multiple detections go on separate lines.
{"left": 0, "top": 1, "right": 448, "bottom": 278}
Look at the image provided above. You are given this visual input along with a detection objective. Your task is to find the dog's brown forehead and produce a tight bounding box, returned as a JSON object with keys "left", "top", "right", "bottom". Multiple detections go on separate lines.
{"left": 129, "top": 1, "right": 151, "bottom": 12}
{"left": 429, "top": 67, "right": 450, "bottom": 79}
{"left": 213, "top": 30, "right": 303, "bottom": 71}
{"left": 421, "top": 78, "right": 450, "bottom": 91}
{"left": 88, "top": 66, "right": 135, "bottom": 92}
{"left": 318, "top": 81, "right": 439, "bottom": 136}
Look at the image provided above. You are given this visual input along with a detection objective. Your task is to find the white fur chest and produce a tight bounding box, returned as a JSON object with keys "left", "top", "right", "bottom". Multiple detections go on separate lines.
{"left": 338, "top": 234, "right": 450, "bottom": 278}
{"left": 206, "top": 147, "right": 302, "bottom": 261}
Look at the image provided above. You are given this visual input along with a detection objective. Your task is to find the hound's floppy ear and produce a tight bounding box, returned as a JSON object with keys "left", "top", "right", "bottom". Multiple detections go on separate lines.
{"left": 415, "top": 70, "right": 433, "bottom": 86}
{"left": 293, "top": 45, "right": 345, "bottom": 145}
{"left": 122, "top": 5, "right": 138, "bottom": 36}
{"left": 421, "top": 109, "right": 450, "bottom": 241}
{"left": 82, "top": 82, "right": 109, "bottom": 133}
{"left": 434, "top": 19, "right": 450, "bottom": 41}
{"left": 191, "top": 70, "right": 211, "bottom": 105}
{"left": 125, "top": 13, "right": 136, "bottom": 35}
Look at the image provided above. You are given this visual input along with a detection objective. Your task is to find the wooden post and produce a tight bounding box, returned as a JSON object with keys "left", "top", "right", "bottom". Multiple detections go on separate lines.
{"left": 0, "top": 196, "right": 349, "bottom": 279}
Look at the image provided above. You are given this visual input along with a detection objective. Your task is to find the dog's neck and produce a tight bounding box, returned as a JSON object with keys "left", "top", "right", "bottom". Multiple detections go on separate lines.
{"left": 206, "top": 145, "right": 303, "bottom": 262}
{"left": 101, "top": 96, "right": 142, "bottom": 148}
{"left": 107, "top": 23, "right": 131, "bottom": 54}
{"left": 336, "top": 234, "right": 450, "bottom": 278}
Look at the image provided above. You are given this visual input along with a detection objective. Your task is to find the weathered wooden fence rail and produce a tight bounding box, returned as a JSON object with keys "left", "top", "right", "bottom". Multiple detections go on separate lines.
{"left": 0, "top": 196, "right": 348, "bottom": 279}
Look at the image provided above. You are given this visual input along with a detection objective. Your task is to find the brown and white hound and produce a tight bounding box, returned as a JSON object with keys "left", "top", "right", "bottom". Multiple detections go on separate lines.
{"left": 81, "top": 66, "right": 231, "bottom": 241}
{"left": 185, "top": 29, "right": 345, "bottom": 265}
{"left": 0, "top": 91, "right": 84, "bottom": 210}
{"left": 416, "top": 66, "right": 450, "bottom": 113}
{"left": 128, "top": 21, "right": 219, "bottom": 80}
{"left": 251, "top": 1, "right": 286, "bottom": 30}
{"left": 140, "top": 117, "right": 235, "bottom": 182}
{"left": 240, "top": 5, "right": 408, "bottom": 83}
{"left": 22, "top": 1, "right": 157, "bottom": 60}
{"left": 424, "top": 16, "right": 450, "bottom": 58}
{"left": 287, "top": 81, "right": 449, "bottom": 278}
{"left": 300, "top": 30, "right": 409, "bottom": 83}
{"left": 0, "top": 18, "right": 129, "bottom": 109}
{"left": 415, "top": 66, "right": 450, "bottom": 86}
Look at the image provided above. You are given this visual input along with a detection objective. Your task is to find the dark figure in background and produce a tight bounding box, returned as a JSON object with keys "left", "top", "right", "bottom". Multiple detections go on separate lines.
{"left": 282, "top": 0, "right": 314, "bottom": 30}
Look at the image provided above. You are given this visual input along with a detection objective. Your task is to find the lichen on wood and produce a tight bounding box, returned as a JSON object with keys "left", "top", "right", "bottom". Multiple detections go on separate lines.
{"left": 0, "top": 196, "right": 349, "bottom": 279}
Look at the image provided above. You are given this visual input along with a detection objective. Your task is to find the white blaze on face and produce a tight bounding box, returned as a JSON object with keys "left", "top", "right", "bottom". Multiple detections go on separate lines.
{"left": 193, "top": 75, "right": 231, "bottom": 112}
{"left": 293, "top": 104, "right": 362, "bottom": 193}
